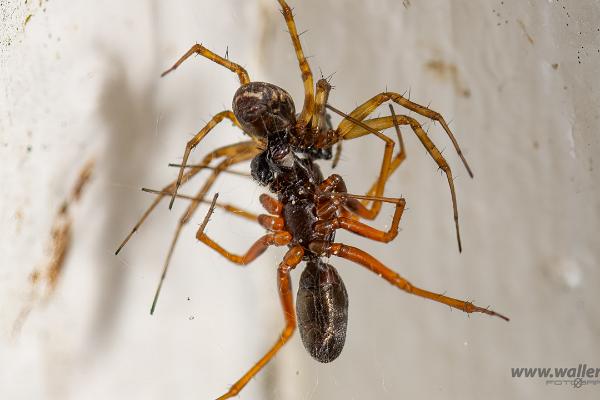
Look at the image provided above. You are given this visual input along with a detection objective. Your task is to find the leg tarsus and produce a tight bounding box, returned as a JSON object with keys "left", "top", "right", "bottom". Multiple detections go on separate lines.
{"left": 311, "top": 242, "right": 509, "bottom": 321}
{"left": 161, "top": 43, "right": 250, "bottom": 84}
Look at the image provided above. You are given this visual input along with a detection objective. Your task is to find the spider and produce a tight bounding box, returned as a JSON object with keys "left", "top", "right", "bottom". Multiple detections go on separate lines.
{"left": 116, "top": 1, "right": 508, "bottom": 398}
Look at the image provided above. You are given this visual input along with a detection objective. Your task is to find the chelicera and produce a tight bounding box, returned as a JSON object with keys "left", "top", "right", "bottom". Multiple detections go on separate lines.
{"left": 115, "top": 1, "right": 508, "bottom": 398}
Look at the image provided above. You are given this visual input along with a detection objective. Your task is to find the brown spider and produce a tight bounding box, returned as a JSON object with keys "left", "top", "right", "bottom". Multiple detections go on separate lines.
{"left": 116, "top": 1, "right": 508, "bottom": 398}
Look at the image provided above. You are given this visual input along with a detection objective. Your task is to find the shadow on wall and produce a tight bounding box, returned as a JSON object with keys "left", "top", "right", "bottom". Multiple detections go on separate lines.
{"left": 88, "top": 45, "right": 163, "bottom": 354}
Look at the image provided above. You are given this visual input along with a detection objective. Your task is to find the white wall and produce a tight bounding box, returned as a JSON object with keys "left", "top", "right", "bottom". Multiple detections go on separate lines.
{"left": 1, "top": 1, "right": 599, "bottom": 399}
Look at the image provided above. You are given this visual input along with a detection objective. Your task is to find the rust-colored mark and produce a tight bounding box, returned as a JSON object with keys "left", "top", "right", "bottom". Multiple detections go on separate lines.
{"left": 45, "top": 210, "right": 72, "bottom": 292}
{"left": 14, "top": 208, "right": 24, "bottom": 234}
{"left": 425, "top": 60, "right": 471, "bottom": 98}
{"left": 71, "top": 159, "right": 95, "bottom": 201}
{"left": 24, "top": 14, "right": 33, "bottom": 28}
{"left": 12, "top": 159, "right": 95, "bottom": 337}
{"left": 517, "top": 19, "right": 534, "bottom": 45}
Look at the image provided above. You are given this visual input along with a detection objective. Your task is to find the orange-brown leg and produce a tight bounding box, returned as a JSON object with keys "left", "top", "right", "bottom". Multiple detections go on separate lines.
{"left": 326, "top": 105, "right": 395, "bottom": 221}
{"left": 168, "top": 110, "right": 244, "bottom": 209}
{"left": 315, "top": 198, "right": 406, "bottom": 243}
{"left": 341, "top": 113, "right": 465, "bottom": 252}
{"left": 277, "top": 0, "right": 314, "bottom": 128}
{"left": 123, "top": 143, "right": 260, "bottom": 314}
{"left": 196, "top": 193, "right": 287, "bottom": 264}
{"left": 197, "top": 231, "right": 291, "bottom": 265}
{"left": 142, "top": 188, "right": 259, "bottom": 223}
{"left": 216, "top": 245, "right": 304, "bottom": 400}
{"left": 160, "top": 43, "right": 250, "bottom": 84}
{"left": 323, "top": 105, "right": 406, "bottom": 220}
{"left": 317, "top": 174, "right": 379, "bottom": 220}
{"left": 337, "top": 91, "right": 473, "bottom": 178}
{"left": 310, "top": 242, "right": 509, "bottom": 321}
{"left": 309, "top": 79, "right": 332, "bottom": 135}
{"left": 115, "top": 141, "right": 257, "bottom": 255}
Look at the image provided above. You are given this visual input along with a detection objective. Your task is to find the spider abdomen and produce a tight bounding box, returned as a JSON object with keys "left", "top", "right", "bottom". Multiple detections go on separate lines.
{"left": 296, "top": 259, "right": 348, "bottom": 363}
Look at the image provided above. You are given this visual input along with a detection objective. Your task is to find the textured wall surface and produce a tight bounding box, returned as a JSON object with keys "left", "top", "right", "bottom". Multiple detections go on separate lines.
{"left": 1, "top": 1, "right": 599, "bottom": 399}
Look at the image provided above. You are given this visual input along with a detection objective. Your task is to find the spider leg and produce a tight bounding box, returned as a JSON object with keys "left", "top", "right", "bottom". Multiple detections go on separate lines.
{"left": 317, "top": 173, "right": 385, "bottom": 220}
{"left": 197, "top": 196, "right": 288, "bottom": 264}
{"left": 216, "top": 246, "right": 304, "bottom": 400}
{"left": 315, "top": 196, "right": 405, "bottom": 243}
{"left": 310, "top": 79, "right": 332, "bottom": 135}
{"left": 309, "top": 242, "right": 509, "bottom": 321}
{"left": 340, "top": 114, "right": 464, "bottom": 252}
{"left": 197, "top": 231, "right": 291, "bottom": 265}
{"left": 337, "top": 91, "right": 473, "bottom": 178}
{"left": 117, "top": 142, "right": 259, "bottom": 314}
{"left": 326, "top": 105, "right": 395, "bottom": 221}
{"left": 141, "top": 188, "right": 259, "bottom": 222}
{"left": 168, "top": 110, "right": 246, "bottom": 209}
{"left": 277, "top": 0, "right": 315, "bottom": 128}
{"left": 160, "top": 43, "right": 250, "bottom": 85}
{"left": 151, "top": 149, "right": 259, "bottom": 310}
{"left": 115, "top": 141, "right": 257, "bottom": 255}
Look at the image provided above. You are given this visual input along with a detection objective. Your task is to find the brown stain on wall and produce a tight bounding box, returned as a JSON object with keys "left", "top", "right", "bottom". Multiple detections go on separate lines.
{"left": 517, "top": 19, "right": 534, "bottom": 45}
{"left": 425, "top": 59, "right": 471, "bottom": 98}
{"left": 12, "top": 159, "right": 95, "bottom": 336}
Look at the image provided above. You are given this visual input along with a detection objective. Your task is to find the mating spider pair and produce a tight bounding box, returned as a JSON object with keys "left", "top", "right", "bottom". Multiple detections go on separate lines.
{"left": 116, "top": 1, "right": 508, "bottom": 398}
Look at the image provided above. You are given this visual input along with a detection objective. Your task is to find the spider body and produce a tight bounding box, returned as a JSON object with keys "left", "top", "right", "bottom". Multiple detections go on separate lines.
{"left": 116, "top": 1, "right": 508, "bottom": 398}
{"left": 245, "top": 113, "right": 349, "bottom": 362}
{"left": 251, "top": 136, "right": 349, "bottom": 362}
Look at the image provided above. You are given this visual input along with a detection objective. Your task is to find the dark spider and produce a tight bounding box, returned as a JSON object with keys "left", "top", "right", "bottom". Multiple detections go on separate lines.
{"left": 116, "top": 1, "right": 508, "bottom": 398}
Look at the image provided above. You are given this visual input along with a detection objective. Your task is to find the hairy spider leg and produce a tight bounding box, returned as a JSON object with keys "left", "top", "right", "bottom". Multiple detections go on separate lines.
{"left": 317, "top": 173, "right": 389, "bottom": 221}
{"left": 310, "top": 79, "right": 332, "bottom": 136}
{"left": 315, "top": 174, "right": 406, "bottom": 242}
{"left": 196, "top": 195, "right": 289, "bottom": 264}
{"left": 197, "top": 231, "right": 291, "bottom": 265}
{"left": 167, "top": 111, "right": 247, "bottom": 209}
{"left": 277, "top": 0, "right": 315, "bottom": 128}
{"left": 315, "top": 192, "right": 406, "bottom": 244}
{"left": 216, "top": 245, "right": 304, "bottom": 400}
{"left": 141, "top": 188, "right": 259, "bottom": 223}
{"left": 309, "top": 242, "right": 509, "bottom": 322}
{"left": 150, "top": 147, "right": 260, "bottom": 314}
{"left": 341, "top": 112, "right": 465, "bottom": 252}
{"left": 326, "top": 104, "right": 395, "bottom": 221}
{"left": 337, "top": 91, "right": 473, "bottom": 178}
{"left": 160, "top": 43, "right": 250, "bottom": 84}
{"left": 314, "top": 105, "right": 406, "bottom": 221}
{"left": 115, "top": 141, "right": 257, "bottom": 255}
{"left": 115, "top": 141, "right": 259, "bottom": 313}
